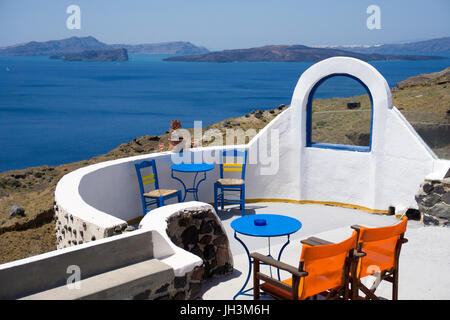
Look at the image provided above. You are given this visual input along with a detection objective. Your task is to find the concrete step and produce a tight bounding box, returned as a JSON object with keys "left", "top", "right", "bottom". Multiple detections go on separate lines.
{"left": 21, "top": 259, "right": 174, "bottom": 300}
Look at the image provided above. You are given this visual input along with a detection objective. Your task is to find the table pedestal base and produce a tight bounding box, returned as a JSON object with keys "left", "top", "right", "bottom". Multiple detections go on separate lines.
{"left": 171, "top": 170, "right": 207, "bottom": 202}
{"left": 233, "top": 231, "right": 291, "bottom": 300}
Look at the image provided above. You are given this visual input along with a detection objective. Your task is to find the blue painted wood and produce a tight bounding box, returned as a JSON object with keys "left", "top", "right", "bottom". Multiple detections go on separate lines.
{"left": 308, "top": 142, "right": 371, "bottom": 152}
{"left": 215, "top": 149, "right": 248, "bottom": 216}
{"left": 134, "top": 159, "right": 182, "bottom": 216}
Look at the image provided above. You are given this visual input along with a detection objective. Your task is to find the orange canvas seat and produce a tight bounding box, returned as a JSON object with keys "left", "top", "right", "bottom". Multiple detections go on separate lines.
{"left": 350, "top": 216, "right": 408, "bottom": 300}
{"left": 251, "top": 233, "right": 357, "bottom": 300}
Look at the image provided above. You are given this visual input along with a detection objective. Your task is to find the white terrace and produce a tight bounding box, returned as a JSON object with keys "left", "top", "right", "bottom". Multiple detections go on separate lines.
{"left": 199, "top": 202, "right": 450, "bottom": 300}
{"left": 0, "top": 57, "right": 449, "bottom": 300}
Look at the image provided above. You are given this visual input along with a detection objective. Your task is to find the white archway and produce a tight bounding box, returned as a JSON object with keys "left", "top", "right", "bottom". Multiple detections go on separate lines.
{"left": 290, "top": 56, "right": 392, "bottom": 154}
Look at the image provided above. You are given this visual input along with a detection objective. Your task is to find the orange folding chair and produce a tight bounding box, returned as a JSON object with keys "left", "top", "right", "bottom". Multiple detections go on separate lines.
{"left": 251, "top": 233, "right": 358, "bottom": 300}
{"left": 350, "top": 216, "right": 408, "bottom": 300}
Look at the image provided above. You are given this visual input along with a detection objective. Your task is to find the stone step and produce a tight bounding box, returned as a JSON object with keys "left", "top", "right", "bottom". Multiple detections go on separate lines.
{"left": 21, "top": 259, "right": 174, "bottom": 300}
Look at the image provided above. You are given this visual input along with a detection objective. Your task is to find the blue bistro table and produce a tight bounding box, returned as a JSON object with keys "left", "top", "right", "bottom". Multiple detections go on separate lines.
{"left": 170, "top": 163, "right": 215, "bottom": 201}
{"left": 230, "top": 214, "right": 302, "bottom": 300}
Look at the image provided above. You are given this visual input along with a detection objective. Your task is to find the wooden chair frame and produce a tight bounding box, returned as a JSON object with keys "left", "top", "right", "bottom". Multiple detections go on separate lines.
{"left": 214, "top": 149, "right": 248, "bottom": 216}
{"left": 251, "top": 236, "right": 358, "bottom": 300}
{"left": 134, "top": 159, "right": 182, "bottom": 216}
{"left": 350, "top": 222, "right": 408, "bottom": 300}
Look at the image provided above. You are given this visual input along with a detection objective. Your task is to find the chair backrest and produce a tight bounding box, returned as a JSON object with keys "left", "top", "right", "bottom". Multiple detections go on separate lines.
{"left": 219, "top": 149, "right": 248, "bottom": 180}
{"left": 298, "top": 233, "right": 357, "bottom": 299}
{"left": 134, "top": 159, "right": 160, "bottom": 194}
{"left": 355, "top": 216, "right": 408, "bottom": 278}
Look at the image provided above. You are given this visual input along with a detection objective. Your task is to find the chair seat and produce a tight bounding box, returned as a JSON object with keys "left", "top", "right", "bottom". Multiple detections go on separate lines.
{"left": 216, "top": 178, "right": 245, "bottom": 186}
{"left": 261, "top": 278, "right": 301, "bottom": 300}
{"left": 261, "top": 279, "right": 340, "bottom": 300}
{"left": 144, "top": 189, "right": 178, "bottom": 198}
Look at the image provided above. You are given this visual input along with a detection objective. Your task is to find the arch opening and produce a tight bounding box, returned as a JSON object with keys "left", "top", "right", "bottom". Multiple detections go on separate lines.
{"left": 306, "top": 73, "right": 374, "bottom": 152}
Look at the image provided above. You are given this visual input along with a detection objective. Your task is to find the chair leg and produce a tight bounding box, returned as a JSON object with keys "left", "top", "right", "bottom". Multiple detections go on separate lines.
{"left": 141, "top": 197, "right": 147, "bottom": 216}
{"left": 239, "top": 188, "right": 243, "bottom": 211}
{"left": 241, "top": 185, "right": 245, "bottom": 216}
{"left": 253, "top": 258, "right": 260, "bottom": 300}
{"left": 142, "top": 204, "right": 147, "bottom": 217}
{"left": 214, "top": 183, "right": 218, "bottom": 213}
{"left": 343, "top": 262, "right": 350, "bottom": 300}
{"left": 220, "top": 188, "right": 224, "bottom": 210}
{"left": 158, "top": 196, "right": 164, "bottom": 207}
{"left": 350, "top": 263, "right": 359, "bottom": 300}
{"left": 177, "top": 190, "right": 182, "bottom": 203}
{"left": 393, "top": 269, "right": 399, "bottom": 300}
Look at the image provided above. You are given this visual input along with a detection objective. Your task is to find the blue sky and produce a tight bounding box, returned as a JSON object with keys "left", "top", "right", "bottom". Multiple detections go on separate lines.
{"left": 0, "top": 0, "right": 449, "bottom": 50}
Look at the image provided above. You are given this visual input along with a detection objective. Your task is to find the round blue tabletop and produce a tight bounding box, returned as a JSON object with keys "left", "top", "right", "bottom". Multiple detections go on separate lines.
{"left": 231, "top": 214, "right": 302, "bottom": 237}
{"left": 170, "top": 163, "right": 215, "bottom": 172}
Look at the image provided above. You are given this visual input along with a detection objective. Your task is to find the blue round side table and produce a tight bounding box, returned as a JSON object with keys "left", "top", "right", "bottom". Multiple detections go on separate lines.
{"left": 170, "top": 163, "right": 215, "bottom": 201}
{"left": 230, "top": 214, "right": 302, "bottom": 300}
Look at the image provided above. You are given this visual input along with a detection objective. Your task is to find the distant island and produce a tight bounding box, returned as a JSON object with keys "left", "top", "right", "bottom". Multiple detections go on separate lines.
{"left": 50, "top": 48, "right": 128, "bottom": 62}
{"left": 0, "top": 36, "right": 209, "bottom": 56}
{"left": 109, "top": 41, "right": 209, "bottom": 55}
{"left": 317, "top": 36, "right": 450, "bottom": 55}
{"left": 2, "top": 36, "right": 448, "bottom": 62}
{"left": 163, "top": 44, "right": 446, "bottom": 63}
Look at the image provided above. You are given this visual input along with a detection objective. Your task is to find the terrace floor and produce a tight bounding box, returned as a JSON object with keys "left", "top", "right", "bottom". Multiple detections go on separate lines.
{"left": 200, "top": 202, "right": 450, "bottom": 300}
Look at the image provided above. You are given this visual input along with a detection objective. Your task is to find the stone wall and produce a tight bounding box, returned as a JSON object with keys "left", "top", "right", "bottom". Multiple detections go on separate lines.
{"left": 165, "top": 207, "right": 233, "bottom": 279}
{"left": 415, "top": 177, "right": 450, "bottom": 226}
{"left": 54, "top": 201, "right": 134, "bottom": 249}
{"left": 133, "top": 268, "right": 201, "bottom": 300}
{"left": 54, "top": 198, "right": 208, "bottom": 300}
{"left": 170, "top": 268, "right": 203, "bottom": 300}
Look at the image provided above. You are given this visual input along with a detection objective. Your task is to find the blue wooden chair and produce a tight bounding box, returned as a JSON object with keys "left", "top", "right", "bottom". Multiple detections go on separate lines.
{"left": 214, "top": 149, "right": 248, "bottom": 216}
{"left": 134, "top": 159, "right": 182, "bottom": 216}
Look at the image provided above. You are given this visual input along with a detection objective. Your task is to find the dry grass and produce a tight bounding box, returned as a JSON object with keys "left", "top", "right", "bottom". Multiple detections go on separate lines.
{"left": 311, "top": 95, "right": 372, "bottom": 145}
{"left": 0, "top": 220, "right": 56, "bottom": 265}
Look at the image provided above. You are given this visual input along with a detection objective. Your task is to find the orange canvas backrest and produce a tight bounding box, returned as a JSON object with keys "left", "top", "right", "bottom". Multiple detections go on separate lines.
{"left": 299, "top": 233, "right": 357, "bottom": 299}
{"left": 356, "top": 216, "right": 408, "bottom": 278}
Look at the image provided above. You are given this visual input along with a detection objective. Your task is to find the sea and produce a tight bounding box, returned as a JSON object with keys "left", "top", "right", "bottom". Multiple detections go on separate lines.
{"left": 0, "top": 54, "right": 448, "bottom": 172}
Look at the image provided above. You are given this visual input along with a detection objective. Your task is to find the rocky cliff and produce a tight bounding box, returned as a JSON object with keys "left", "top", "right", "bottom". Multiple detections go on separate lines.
{"left": 0, "top": 36, "right": 208, "bottom": 56}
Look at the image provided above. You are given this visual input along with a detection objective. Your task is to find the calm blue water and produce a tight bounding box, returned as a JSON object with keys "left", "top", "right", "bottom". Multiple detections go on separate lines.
{"left": 0, "top": 54, "right": 448, "bottom": 172}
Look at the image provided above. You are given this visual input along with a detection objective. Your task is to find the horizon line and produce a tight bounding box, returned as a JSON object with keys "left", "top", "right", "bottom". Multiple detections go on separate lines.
{"left": 1, "top": 34, "right": 450, "bottom": 52}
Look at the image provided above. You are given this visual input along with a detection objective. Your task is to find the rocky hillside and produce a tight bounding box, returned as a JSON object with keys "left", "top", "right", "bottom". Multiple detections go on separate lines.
{"left": 0, "top": 68, "right": 448, "bottom": 264}
{"left": 0, "top": 36, "right": 109, "bottom": 56}
{"left": 394, "top": 67, "right": 450, "bottom": 89}
{"left": 0, "top": 36, "right": 209, "bottom": 56}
